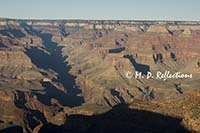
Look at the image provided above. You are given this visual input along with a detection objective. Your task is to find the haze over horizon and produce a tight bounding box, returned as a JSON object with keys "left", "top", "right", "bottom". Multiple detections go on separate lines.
{"left": 0, "top": 0, "right": 200, "bottom": 21}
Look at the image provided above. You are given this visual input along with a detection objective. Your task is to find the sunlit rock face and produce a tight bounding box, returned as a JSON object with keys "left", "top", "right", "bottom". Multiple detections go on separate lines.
{"left": 0, "top": 18, "right": 200, "bottom": 132}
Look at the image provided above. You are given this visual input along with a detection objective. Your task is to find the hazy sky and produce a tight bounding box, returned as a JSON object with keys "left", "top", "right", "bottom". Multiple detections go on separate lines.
{"left": 0, "top": 0, "right": 199, "bottom": 20}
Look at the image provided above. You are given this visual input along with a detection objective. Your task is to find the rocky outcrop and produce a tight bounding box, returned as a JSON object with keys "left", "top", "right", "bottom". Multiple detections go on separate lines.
{"left": 0, "top": 18, "right": 200, "bottom": 132}
{"left": 0, "top": 50, "right": 32, "bottom": 68}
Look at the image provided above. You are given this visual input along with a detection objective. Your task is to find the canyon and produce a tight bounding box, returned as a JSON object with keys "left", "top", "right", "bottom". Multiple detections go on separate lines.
{"left": 0, "top": 18, "right": 200, "bottom": 132}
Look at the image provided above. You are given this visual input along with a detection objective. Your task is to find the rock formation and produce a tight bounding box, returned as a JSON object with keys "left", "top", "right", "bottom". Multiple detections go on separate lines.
{"left": 0, "top": 18, "right": 200, "bottom": 132}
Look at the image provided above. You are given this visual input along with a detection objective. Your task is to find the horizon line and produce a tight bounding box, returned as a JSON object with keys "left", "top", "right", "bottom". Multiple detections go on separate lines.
{"left": 1, "top": 16, "right": 200, "bottom": 22}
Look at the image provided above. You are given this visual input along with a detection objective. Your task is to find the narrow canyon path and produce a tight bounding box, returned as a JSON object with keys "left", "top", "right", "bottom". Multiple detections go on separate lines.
{"left": 26, "top": 32, "right": 84, "bottom": 107}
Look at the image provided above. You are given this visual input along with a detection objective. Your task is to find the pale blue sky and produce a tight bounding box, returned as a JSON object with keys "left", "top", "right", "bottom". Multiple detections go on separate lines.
{"left": 0, "top": 0, "right": 199, "bottom": 20}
